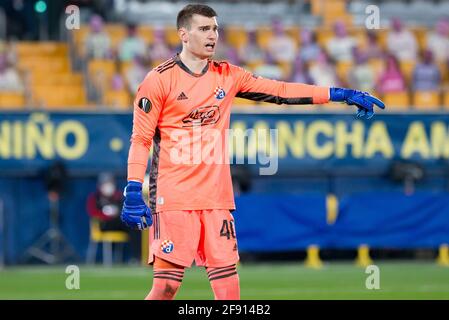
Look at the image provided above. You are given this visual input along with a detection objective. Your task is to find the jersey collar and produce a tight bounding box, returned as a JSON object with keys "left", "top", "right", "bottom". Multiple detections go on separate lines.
{"left": 174, "top": 53, "right": 209, "bottom": 77}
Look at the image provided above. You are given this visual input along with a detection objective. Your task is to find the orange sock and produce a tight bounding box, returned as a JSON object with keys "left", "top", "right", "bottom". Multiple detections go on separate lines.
{"left": 145, "top": 268, "right": 184, "bottom": 300}
{"left": 206, "top": 264, "right": 240, "bottom": 300}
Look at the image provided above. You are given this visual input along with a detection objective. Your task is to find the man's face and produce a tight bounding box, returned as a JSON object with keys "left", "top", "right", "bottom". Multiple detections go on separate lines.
{"left": 180, "top": 14, "right": 219, "bottom": 59}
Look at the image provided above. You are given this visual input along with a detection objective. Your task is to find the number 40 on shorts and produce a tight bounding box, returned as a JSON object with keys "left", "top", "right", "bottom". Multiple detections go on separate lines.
{"left": 220, "top": 219, "right": 236, "bottom": 239}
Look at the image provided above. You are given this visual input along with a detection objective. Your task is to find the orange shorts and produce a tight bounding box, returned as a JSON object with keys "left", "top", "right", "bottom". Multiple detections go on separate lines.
{"left": 148, "top": 209, "right": 239, "bottom": 268}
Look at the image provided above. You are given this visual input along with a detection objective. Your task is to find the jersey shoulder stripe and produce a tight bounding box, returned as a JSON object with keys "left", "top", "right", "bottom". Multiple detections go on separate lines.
{"left": 154, "top": 58, "right": 175, "bottom": 71}
{"left": 156, "top": 61, "right": 176, "bottom": 73}
{"left": 155, "top": 57, "right": 174, "bottom": 68}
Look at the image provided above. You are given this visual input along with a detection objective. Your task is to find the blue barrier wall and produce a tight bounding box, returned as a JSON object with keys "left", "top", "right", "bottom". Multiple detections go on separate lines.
{"left": 234, "top": 192, "right": 449, "bottom": 252}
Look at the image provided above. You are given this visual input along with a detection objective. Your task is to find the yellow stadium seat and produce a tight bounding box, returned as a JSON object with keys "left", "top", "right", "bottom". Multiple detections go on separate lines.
{"left": 151, "top": 59, "right": 167, "bottom": 69}
{"left": 320, "top": 101, "right": 350, "bottom": 112}
{"left": 31, "top": 72, "right": 84, "bottom": 86}
{"left": 103, "top": 90, "right": 132, "bottom": 109}
{"left": 86, "top": 219, "right": 129, "bottom": 265}
{"left": 285, "top": 25, "right": 301, "bottom": 46}
{"left": 444, "top": 91, "right": 449, "bottom": 109}
{"left": 350, "top": 28, "right": 367, "bottom": 48}
{"left": 382, "top": 92, "right": 410, "bottom": 110}
{"left": 399, "top": 61, "right": 416, "bottom": 84}
{"left": 278, "top": 61, "right": 293, "bottom": 79}
{"left": 72, "top": 25, "right": 89, "bottom": 45}
{"left": 32, "top": 85, "right": 87, "bottom": 109}
{"left": 109, "top": 33, "right": 126, "bottom": 49}
{"left": 104, "top": 24, "right": 126, "bottom": 39}
{"left": 233, "top": 97, "right": 257, "bottom": 107}
{"left": 322, "top": 0, "right": 348, "bottom": 26}
{"left": 256, "top": 27, "right": 273, "bottom": 49}
{"left": 413, "top": 91, "right": 441, "bottom": 110}
{"left": 18, "top": 56, "right": 70, "bottom": 73}
{"left": 88, "top": 59, "right": 116, "bottom": 87}
{"left": 226, "top": 26, "right": 248, "bottom": 50}
{"left": 165, "top": 26, "right": 180, "bottom": 47}
{"left": 72, "top": 25, "right": 90, "bottom": 57}
{"left": 0, "top": 92, "right": 25, "bottom": 108}
{"left": 438, "top": 62, "right": 448, "bottom": 84}
{"left": 310, "top": 0, "right": 323, "bottom": 15}
{"left": 119, "top": 61, "right": 133, "bottom": 77}
{"left": 16, "top": 42, "right": 68, "bottom": 58}
{"left": 411, "top": 27, "right": 428, "bottom": 52}
{"left": 137, "top": 25, "right": 154, "bottom": 45}
{"left": 105, "top": 24, "right": 127, "bottom": 49}
{"left": 316, "top": 28, "right": 333, "bottom": 48}
{"left": 336, "top": 61, "right": 354, "bottom": 83}
{"left": 323, "top": 0, "right": 346, "bottom": 15}
{"left": 244, "top": 61, "right": 264, "bottom": 73}
{"left": 368, "top": 58, "right": 385, "bottom": 77}
{"left": 376, "top": 29, "right": 389, "bottom": 50}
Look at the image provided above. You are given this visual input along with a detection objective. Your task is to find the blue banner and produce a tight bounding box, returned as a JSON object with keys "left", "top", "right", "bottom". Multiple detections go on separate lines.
{"left": 0, "top": 112, "right": 132, "bottom": 172}
{"left": 1, "top": 112, "right": 449, "bottom": 173}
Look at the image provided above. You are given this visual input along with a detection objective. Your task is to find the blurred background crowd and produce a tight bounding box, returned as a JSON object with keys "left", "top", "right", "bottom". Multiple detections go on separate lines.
{"left": 0, "top": 0, "right": 448, "bottom": 111}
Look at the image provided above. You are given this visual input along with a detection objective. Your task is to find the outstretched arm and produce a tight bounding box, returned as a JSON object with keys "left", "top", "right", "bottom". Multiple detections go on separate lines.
{"left": 234, "top": 66, "right": 329, "bottom": 105}
{"left": 233, "top": 66, "right": 385, "bottom": 118}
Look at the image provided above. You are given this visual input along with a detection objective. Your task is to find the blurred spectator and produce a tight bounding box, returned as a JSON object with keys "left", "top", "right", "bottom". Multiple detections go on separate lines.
{"left": 309, "top": 50, "right": 340, "bottom": 87}
{"left": 426, "top": 18, "right": 449, "bottom": 63}
{"left": 387, "top": 18, "right": 417, "bottom": 61}
{"left": 362, "top": 31, "right": 383, "bottom": 60}
{"left": 126, "top": 55, "right": 150, "bottom": 94}
{"left": 412, "top": 50, "right": 441, "bottom": 91}
{"left": 87, "top": 173, "right": 124, "bottom": 232}
{"left": 326, "top": 21, "right": 356, "bottom": 62}
{"left": 298, "top": 29, "right": 320, "bottom": 64}
{"left": 85, "top": 14, "right": 112, "bottom": 59}
{"left": 377, "top": 54, "right": 406, "bottom": 94}
{"left": 0, "top": 53, "right": 24, "bottom": 92}
{"left": 348, "top": 48, "right": 376, "bottom": 92}
{"left": 110, "top": 59, "right": 125, "bottom": 91}
{"left": 253, "top": 51, "right": 283, "bottom": 80}
{"left": 86, "top": 172, "right": 141, "bottom": 262}
{"left": 267, "top": 18, "right": 296, "bottom": 63}
{"left": 118, "top": 24, "right": 147, "bottom": 62}
{"left": 149, "top": 28, "right": 174, "bottom": 62}
{"left": 0, "top": 41, "right": 17, "bottom": 66}
{"left": 238, "top": 28, "right": 264, "bottom": 65}
{"left": 289, "top": 57, "right": 312, "bottom": 84}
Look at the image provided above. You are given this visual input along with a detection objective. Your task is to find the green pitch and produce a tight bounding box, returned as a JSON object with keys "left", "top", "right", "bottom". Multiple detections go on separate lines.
{"left": 0, "top": 262, "right": 448, "bottom": 299}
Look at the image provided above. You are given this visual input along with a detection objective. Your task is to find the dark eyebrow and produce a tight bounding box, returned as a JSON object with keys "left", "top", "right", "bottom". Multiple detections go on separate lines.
{"left": 198, "top": 24, "right": 219, "bottom": 29}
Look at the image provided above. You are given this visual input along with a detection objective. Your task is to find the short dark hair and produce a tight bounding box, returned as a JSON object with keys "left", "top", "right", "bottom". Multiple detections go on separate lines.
{"left": 177, "top": 4, "right": 217, "bottom": 30}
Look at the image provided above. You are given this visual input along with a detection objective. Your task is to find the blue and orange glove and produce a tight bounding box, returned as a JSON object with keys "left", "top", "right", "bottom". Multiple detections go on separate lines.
{"left": 330, "top": 88, "right": 385, "bottom": 119}
{"left": 121, "top": 181, "right": 152, "bottom": 230}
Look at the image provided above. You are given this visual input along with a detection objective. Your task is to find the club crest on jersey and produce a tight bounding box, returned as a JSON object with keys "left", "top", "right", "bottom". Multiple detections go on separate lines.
{"left": 214, "top": 86, "right": 226, "bottom": 99}
{"left": 161, "top": 240, "right": 174, "bottom": 254}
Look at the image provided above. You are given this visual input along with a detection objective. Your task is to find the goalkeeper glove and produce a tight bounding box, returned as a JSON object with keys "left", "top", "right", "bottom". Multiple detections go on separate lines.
{"left": 121, "top": 181, "right": 152, "bottom": 230}
{"left": 330, "top": 87, "right": 385, "bottom": 119}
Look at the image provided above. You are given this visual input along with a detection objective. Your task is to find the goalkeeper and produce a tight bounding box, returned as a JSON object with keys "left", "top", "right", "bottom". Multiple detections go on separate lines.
{"left": 121, "top": 3, "right": 385, "bottom": 300}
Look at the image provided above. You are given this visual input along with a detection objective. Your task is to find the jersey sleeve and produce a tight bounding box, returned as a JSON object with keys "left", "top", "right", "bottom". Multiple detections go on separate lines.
{"left": 127, "top": 71, "right": 165, "bottom": 183}
{"left": 232, "top": 65, "right": 329, "bottom": 105}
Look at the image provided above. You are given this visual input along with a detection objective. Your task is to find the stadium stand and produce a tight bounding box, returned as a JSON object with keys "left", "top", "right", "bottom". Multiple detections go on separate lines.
{"left": 1, "top": 0, "right": 448, "bottom": 111}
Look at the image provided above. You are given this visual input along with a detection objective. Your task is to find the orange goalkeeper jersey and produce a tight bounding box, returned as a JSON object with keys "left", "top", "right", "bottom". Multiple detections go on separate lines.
{"left": 128, "top": 54, "right": 329, "bottom": 212}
